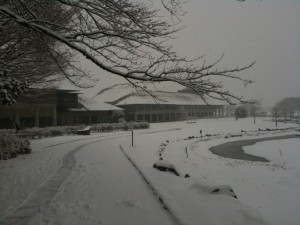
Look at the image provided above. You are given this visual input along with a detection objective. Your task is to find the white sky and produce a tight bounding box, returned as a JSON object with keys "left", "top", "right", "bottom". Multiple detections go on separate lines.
{"left": 72, "top": 0, "right": 300, "bottom": 108}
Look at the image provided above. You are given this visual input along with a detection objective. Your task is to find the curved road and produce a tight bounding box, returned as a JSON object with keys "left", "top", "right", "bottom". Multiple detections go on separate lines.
{"left": 209, "top": 134, "right": 300, "bottom": 162}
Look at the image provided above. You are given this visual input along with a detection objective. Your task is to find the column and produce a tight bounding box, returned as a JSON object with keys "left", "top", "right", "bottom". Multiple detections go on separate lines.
{"left": 89, "top": 113, "right": 92, "bottom": 124}
{"left": 15, "top": 111, "right": 20, "bottom": 125}
{"left": 34, "top": 106, "right": 40, "bottom": 127}
{"left": 52, "top": 105, "right": 57, "bottom": 126}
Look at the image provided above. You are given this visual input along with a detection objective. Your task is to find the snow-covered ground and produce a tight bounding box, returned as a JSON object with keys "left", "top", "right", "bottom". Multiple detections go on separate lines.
{"left": 243, "top": 138, "right": 300, "bottom": 225}
{"left": 0, "top": 117, "right": 299, "bottom": 225}
{"left": 123, "top": 118, "right": 300, "bottom": 225}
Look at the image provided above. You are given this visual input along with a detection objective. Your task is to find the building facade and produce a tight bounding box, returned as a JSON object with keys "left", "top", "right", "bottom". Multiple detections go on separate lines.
{"left": 0, "top": 88, "right": 122, "bottom": 129}
{"left": 93, "top": 84, "right": 225, "bottom": 123}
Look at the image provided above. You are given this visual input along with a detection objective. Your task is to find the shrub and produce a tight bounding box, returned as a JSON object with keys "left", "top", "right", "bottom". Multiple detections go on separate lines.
{"left": 91, "top": 122, "right": 150, "bottom": 132}
{"left": 18, "top": 125, "right": 82, "bottom": 138}
{"left": 4, "top": 121, "right": 150, "bottom": 142}
{"left": 235, "top": 106, "right": 248, "bottom": 118}
{"left": 0, "top": 130, "right": 31, "bottom": 160}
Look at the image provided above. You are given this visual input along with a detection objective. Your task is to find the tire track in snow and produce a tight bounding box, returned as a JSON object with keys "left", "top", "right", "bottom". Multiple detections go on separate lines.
{"left": 0, "top": 128, "right": 180, "bottom": 225}
{"left": 0, "top": 135, "right": 129, "bottom": 225}
{"left": 0, "top": 144, "right": 84, "bottom": 225}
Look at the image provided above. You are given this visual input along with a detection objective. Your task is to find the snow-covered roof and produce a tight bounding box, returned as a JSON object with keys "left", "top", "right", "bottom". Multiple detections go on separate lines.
{"left": 77, "top": 95, "right": 123, "bottom": 111}
{"left": 93, "top": 83, "right": 225, "bottom": 106}
{"left": 68, "top": 108, "right": 86, "bottom": 112}
{"left": 28, "top": 86, "right": 81, "bottom": 93}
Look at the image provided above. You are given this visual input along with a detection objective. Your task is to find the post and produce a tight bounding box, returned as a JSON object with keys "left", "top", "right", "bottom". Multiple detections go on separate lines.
{"left": 253, "top": 105, "right": 256, "bottom": 124}
{"left": 185, "top": 147, "right": 188, "bottom": 159}
{"left": 200, "top": 129, "right": 202, "bottom": 139}
{"left": 275, "top": 107, "right": 278, "bottom": 127}
{"left": 131, "top": 123, "right": 134, "bottom": 146}
{"left": 284, "top": 111, "right": 287, "bottom": 123}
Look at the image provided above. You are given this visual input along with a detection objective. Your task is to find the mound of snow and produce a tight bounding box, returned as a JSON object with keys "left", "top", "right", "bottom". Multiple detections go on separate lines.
{"left": 153, "top": 160, "right": 181, "bottom": 177}
{"left": 190, "top": 182, "right": 238, "bottom": 199}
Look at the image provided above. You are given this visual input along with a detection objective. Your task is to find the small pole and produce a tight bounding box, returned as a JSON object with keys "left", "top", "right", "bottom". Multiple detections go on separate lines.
{"left": 185, "top": 147, "right": 188, "bottom": 158}
{"left": 275, "top": 107, "right": 278, "bottom": 127}
{"left": 200, "top": 130, "right": 202, "bottom": 139}
{"left": 284, "top": 111, "right": 287, "bottom": 123}
{"left": 253, "top": 105, "right": 256, "bottom": 124}
{"left": 131, "top": 123, "right": 134, "bottom": 146}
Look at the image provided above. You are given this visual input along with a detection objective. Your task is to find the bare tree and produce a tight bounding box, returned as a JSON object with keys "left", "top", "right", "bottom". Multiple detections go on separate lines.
{"left": 0, "top": 1, "right": 89, "bottom": 86}
{"left": 275, "top": 97, "right": 300, "bottom": 119}
{"left": 0, "top": 0, "right": 255, "bottom": 105}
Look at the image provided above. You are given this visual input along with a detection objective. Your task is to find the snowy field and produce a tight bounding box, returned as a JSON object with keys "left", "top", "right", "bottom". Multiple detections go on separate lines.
{"left": 243, "top": 138, "right": 300, "bottom": 225}
{"left": 0, "top": 117, "right": 299, "bottom": 225}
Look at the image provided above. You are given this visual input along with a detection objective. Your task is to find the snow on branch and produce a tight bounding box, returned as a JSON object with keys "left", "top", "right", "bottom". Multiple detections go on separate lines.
{"left": 0, "top": 0, "right": 255, "bottom": 104}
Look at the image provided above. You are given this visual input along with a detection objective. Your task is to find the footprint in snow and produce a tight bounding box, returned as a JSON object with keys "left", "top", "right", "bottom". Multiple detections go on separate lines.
{"left": 116, "top": 200, "right": 139, "bottom": 208}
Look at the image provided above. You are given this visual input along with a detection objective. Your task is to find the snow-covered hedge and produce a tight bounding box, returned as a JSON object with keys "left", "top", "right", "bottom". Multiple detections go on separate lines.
{"left": 0, "top": 130, "right": 31, "bottom": 160}
{"left": 92, "top": 122, "right": 150, "bottom": 132}
{"left": 7, "top": 122, "right": 150, "bottom": 139}
{"left": 19, "top": 126, "right": 82, "bottom": 138}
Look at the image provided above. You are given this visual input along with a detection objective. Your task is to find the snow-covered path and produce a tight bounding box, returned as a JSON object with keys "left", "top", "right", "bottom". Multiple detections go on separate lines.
{"left": 0, "top": 132, "right": 176, "bottom": 225}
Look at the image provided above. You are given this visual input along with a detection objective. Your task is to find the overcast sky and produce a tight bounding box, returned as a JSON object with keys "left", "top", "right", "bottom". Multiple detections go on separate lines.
{"left": 75, "top": 0, "right": 300, "bottom": 108}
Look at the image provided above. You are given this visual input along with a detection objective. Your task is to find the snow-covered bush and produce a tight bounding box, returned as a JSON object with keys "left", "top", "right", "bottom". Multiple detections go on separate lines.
{"left": 0, "top": 130, "right": 31, "bottom": 160}
{"left": 190, "top": 182, "right": 238, "bottom": 199}
{"left": 153, "top": 160, "right": 181, "bottom": 177}
{"left": 4, "top": 122, "right": 150, "bottom": 141}
{"left": 92, "top": 122, "right": 149, "bottom": 132}
{"left": 110, "top": 110, "right": 125, "bottom": 123}
{"left": 19, "top": 126, "right": 83, "bottom": 138}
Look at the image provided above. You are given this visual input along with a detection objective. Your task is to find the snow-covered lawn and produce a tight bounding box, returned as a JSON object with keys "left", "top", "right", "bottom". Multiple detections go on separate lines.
{"left": 123, "top": 118, "right": 299, "bottom": 225}
{"left": 243, "top": 138, "right": 300, "bottom": 225}
{"left": 0, "top": 117, "right": 299, "bottom": 225}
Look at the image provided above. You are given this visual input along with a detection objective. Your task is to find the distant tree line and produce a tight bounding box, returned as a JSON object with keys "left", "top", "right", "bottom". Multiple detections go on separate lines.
{"left": 274, "top": 97, "right": 300, "bottom": 118}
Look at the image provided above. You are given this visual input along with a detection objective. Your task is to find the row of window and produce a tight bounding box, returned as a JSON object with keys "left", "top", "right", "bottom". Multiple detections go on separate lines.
{"left": 126, "top": 111, "right": 216, "bottom": 122}
{"left": 125, "top": 105, "right": 222, "bottom": 111}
